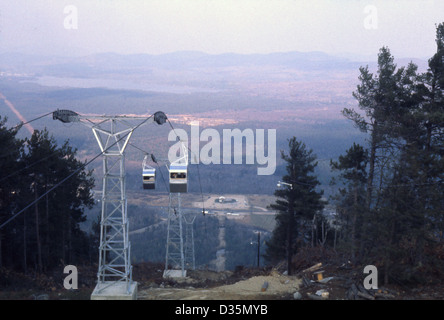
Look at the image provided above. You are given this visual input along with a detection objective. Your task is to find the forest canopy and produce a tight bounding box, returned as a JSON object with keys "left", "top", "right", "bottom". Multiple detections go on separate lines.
{"left": 0, "top": 119, "right": 95, "bottom": 272}
{"left": 265, "top": 23, "right": 444, "bottom": 285}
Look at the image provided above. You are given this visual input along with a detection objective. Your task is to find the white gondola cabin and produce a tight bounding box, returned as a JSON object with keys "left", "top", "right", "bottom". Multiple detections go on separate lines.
{"left": 142, "top": 156, "right": 156, "bottom": 190}
{"left": 169, "top": 164, "right": 187, "bottom": 193}
{"left": 168, "top": 140, "right": 188, "bottom": 193}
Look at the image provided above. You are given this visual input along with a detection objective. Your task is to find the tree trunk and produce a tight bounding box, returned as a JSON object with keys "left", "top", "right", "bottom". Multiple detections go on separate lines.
{"left": 23, "top": 213, "right": 27, "bottom": 273}
{"left": 287, "top": 206, "right": 295, "bottom": 275}
{"left": 35, "top": 189, "right": 43, "bottom": 273}
{"left": 287, "top": 221, "right": 293, "bottom": 275}
{"left": 311, "top": 215, "right": 315, "bottom": 248}
{"left": 359, "top": 122, "right": 378, "bottom": 260}
{"left": 351, "top": 183, "right": 358, "bottom": 264}
{"left": 384, "top": 211, "right": 397, "bottom": 286}
{"left": 45, "top": 190, "right": 50, "bottom": 271}
{"left": 413, "top": 122, "right": 433, "bottom": 266}
{"left": 366, "top": 123, "right": 377, "bottom": 211}
{"left": 333, "top": 227, "right": 337, "bottom": 251}
{"left": 68, "top": 214, "right": 72, "bottom": 264}
{"left": 0, "top": 229, "right": 2, "bottom": 268}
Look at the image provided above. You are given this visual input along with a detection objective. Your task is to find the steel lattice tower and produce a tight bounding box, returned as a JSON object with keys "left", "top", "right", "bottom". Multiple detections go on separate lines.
{"left": 164, "top": 196, "right": 197, "bottom": 276}
{"left": 164, "top": 192, "right": 185, "bottom": 276}
{"left": 183, "top": 212, "right": 197, "bottom": 270}
{"left": 164, "top": 141, "right": 192, "bottom": 277}
{"left": 95, "top": 119, "right": 132, "bottom": 292}
{"left": 53, "top": 110, "right": 167, "bottom": 298}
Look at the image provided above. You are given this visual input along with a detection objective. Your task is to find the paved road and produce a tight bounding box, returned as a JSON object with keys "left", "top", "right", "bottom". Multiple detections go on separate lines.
{"left": 0, "top": 92, "right": 34, "bottom": 134}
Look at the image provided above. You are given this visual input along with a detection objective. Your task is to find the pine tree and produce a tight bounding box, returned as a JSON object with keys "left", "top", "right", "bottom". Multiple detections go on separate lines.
{"left": 264, "top": 137, "right": 324, "bottom": 274}
{"left": 0, "top": 116, "right": 22, "bottom": 268}
{"left": 374, "top": 23, "right": 444, "bottom": 283}
{"left": 340, "top": 23, "right": 444, "bottom": 284}
{"left": 344, "top": 47, "right": 403, "bottom": 211}
{"left": 330, "top": 143, "right": 368, "bottom": 263}
{"left": 343, "top": 47, "right": 420, "bottom": 260}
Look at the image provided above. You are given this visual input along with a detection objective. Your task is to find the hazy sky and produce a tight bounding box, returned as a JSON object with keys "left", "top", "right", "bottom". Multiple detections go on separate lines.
{"left": 1, "top": 0, "right": 444, "bottom": 59}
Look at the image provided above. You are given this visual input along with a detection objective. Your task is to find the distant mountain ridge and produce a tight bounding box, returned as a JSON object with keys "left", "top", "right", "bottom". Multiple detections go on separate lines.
{"left": 0, "top": 50, "right": 364, "bottom": 74}
{"left": 1, "top": 50, "right": 430, "bottom": 79}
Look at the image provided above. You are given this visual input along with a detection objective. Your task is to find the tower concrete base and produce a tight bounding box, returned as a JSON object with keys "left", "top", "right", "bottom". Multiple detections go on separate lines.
{"left": 163, "top": 269, "right": 187, "bottom": 278}
{"left": 91, "top": 281, "right": 138, "bottom": 300}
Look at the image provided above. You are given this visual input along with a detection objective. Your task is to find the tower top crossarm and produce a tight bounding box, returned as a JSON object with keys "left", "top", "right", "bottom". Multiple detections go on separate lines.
{"left": 53, "top": 109, "right": 167, "bottom": 154}
{"left": 53, "top": 109, "right": 167, "bottom": 127}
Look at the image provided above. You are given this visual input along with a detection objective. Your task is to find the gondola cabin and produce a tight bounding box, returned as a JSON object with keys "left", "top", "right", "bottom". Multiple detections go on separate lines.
{"left": 142, "top": 167, "right": 156, "bottom": 189}
{"left": 169, "top": 164, "right": 187, "bottom": 193}
{"left": 142, "top": 155, "right": 156, "bottom": 189}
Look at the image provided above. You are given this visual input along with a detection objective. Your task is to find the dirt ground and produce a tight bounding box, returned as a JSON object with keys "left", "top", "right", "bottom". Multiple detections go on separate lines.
{"left": 132, "top": 259, "right": 444, "bottom": 300}
{"left": 2, "top": 252, "right": 444, "bottom": 300}
{"left": 2, "top": 260, "right": 444, "bottom": 300}
{"left": 136, "top": 265, "right": 301, "bottom": 300}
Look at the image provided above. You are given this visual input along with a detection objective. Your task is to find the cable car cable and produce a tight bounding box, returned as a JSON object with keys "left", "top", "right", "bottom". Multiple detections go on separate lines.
{"left": 12, "top": 111, "right": 54, "bottom": 131}
{"left": 154, "top": 161, "right": 169, "bottom": 193}
{"left": 195, "top": 156, "right": 206, "bottom": 215}
{"left": 127, "top": 142, "right": 152, "bottom": 155}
